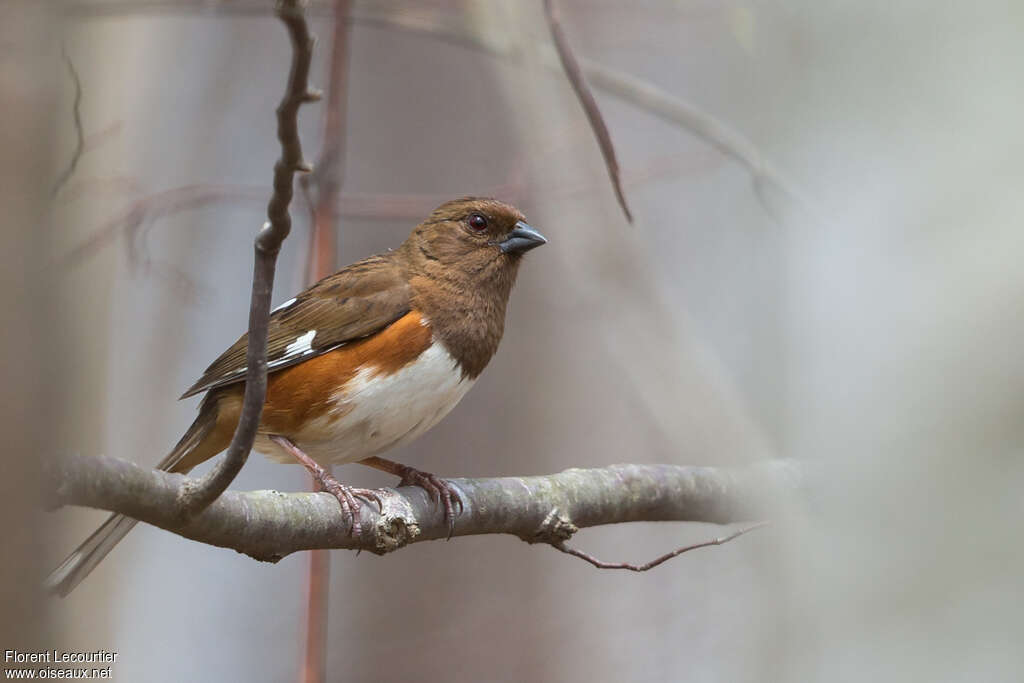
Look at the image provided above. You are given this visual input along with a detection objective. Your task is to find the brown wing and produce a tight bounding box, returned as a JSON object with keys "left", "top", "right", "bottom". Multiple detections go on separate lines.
{"left": 180, "top": 253, "right": 411, "bottom": 398}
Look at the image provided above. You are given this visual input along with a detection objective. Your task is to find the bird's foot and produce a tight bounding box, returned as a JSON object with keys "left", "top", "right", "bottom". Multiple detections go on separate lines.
{"left": 358, "top": 457, "right": 464, "bottom": 538}
{"left": 397, "top": 466, "right": 464, "bottom": 536}
{"left": 270, "top": 435, "right": 383, "bottom": 538}
{"left": 315, "top": 477, "right": 384, "bottom": 539}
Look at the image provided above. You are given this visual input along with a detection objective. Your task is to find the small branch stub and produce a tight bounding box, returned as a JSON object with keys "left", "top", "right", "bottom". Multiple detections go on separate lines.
{"left": 531, "top": 508, "right": 578, "bottom": 543}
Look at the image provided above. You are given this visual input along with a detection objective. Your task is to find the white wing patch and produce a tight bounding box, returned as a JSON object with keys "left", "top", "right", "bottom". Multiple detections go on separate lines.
{"left": 283, "top": 329, "right": 316, "bottom": 358}
{"left": 272, "top": 297, "right": 297, "bottom": 313}
{"left": 217, "top": 328, "right": 320, "bottom": 382}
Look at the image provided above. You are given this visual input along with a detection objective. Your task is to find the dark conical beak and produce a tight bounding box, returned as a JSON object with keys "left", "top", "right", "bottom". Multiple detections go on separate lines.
{"left": 497, "top": 221, "right": 547, "bottom": 254}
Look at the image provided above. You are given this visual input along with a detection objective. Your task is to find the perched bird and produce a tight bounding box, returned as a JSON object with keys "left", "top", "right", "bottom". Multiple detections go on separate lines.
{"left": 46, "top": 197, "right": 546, "bottom": 597}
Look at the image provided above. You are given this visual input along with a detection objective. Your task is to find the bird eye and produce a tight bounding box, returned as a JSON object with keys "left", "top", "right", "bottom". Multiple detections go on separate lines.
{"left": 467, "top": 213, "right": 488, "bottom": 231}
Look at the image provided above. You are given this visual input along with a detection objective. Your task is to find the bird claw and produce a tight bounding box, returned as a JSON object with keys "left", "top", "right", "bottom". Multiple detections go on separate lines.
{"left": 269, "top": 435, "right": 386, "bottom": 539}
{"left": 397, "top": 467, "right": 464, "bottom": 539}
{"left": 317, "top": 477, "right": 384, "bottom": 539}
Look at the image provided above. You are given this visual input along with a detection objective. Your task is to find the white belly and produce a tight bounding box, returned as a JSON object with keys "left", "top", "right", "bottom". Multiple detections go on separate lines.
{"left": 256, "top": 340, "right": 474, "bottom": 465}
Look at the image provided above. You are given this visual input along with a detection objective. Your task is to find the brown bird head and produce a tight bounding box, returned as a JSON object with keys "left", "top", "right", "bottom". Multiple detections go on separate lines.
{"left": 400, "top": 197, "right": 546, "bottom": 377}
{"left": 402, "top": 197, "right": 546, "bottom": 285}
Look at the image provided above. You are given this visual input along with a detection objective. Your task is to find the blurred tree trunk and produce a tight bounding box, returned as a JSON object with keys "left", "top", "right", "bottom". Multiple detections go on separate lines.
{"left": 0, "top": 0, "right": 61, "bottom": 652}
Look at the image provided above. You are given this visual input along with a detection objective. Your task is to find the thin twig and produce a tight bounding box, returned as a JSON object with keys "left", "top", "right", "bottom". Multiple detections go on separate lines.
{"left": 578, "top": 59, "right": 813, "bottom": 219}
{"left": 52, "top": 49, "right": 85, "bottom": 197}
{"left": 550, "top": 521, "right": 769, "bottom": 571}
{"left": 50, "top": 454, "right": 802, "bottom": 561}
{"left": 542, "top": 0, "right": 632, "bottom": 223}
{"left": 61, "top": 183, "right": 267, "bottom": 269}
{"left": 176, "top": 0, "right": 318, "bottom": 515}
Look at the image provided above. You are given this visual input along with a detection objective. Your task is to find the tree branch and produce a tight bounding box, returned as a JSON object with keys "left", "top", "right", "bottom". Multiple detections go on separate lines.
{"left": 50, "top": 454, "right": 802, "bottom": 563}
{"left": 577, "top": 59, "right": 813, "bottom": 218}
{"left": 51, "top": 49, "right": 85, "bottom": 197}
{"left": 176, "top": 0, "right": 318, "bottom": 515}
{"left": 550, "top": 521, "right": 768, "bottom": 571}
{"left": 542, "top": 0, "right": 632, "bottom": 223}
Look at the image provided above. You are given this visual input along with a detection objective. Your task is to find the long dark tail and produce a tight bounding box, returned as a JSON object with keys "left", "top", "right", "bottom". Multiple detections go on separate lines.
{"left": 45, "top": 402, "right": 224, "bottom": 597}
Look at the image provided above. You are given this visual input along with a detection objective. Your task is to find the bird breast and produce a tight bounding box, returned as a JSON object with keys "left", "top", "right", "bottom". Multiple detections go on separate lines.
{"left": 256, "top": 338, "right": 474, "bottom": 466}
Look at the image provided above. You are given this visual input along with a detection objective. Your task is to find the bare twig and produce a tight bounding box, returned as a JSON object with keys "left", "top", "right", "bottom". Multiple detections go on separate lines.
{"left": 59, "top": 183, "right": 255, "bottom": 302}
{"left": 542, "top": 0, "right": 632, "bottom": 223}
{"left": 578, "top": 60, "right": 813, "bottom": 218}
{"left": 52, "top": 49, "right": 85, "bottom": 197}
{"left": 549, "top": 521, "right": 768, "bottom": 571}
{"left": 61, "top": 183, "right": 266, "bottom": 269}
{"left": 50, "top": 454, "right": 802, "bottom": 561}
{"left": 176, "top": 0, "right": 318, "bottom": 515}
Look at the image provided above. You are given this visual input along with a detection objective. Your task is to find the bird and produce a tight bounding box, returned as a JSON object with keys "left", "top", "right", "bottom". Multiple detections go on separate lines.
{"left": 46, "top": 197, "right": 546, "bottom": 597}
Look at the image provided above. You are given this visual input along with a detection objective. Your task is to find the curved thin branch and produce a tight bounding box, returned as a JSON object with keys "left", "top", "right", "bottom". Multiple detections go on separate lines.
{"left": 543, "top": 0, "right": 632, "bottom": 223}
{"left": 577, "top": 59, "right": 813, "bottom": 217}
{"left": 551, "top": 521, "right": 768, "bottom": 571}
{"left": 52, "top": 49, "right": 85, "bottom": 197}
{"left": 176, "top": 0, "right": 318, "bottom": 515}
{"left": 50, "top": 454, "right": 803, "bottom": 563}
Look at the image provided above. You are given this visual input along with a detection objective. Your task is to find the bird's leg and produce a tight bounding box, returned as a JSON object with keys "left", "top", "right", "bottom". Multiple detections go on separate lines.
{"left": 270, "top": 435, "right": 383, "bottom": 538}
{"left": 357, "top": 456, "right": 464, "bottom": 538}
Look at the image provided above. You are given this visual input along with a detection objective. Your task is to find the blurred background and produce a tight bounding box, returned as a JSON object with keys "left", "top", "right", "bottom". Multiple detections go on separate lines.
{"left": 4, "top": 0, "right": 1023, "bottom": 680}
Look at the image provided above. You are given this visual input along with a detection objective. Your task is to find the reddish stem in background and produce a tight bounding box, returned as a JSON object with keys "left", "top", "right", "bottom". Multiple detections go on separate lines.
{"left": 302, "top": 2, "right": 351, "bottom": 683}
